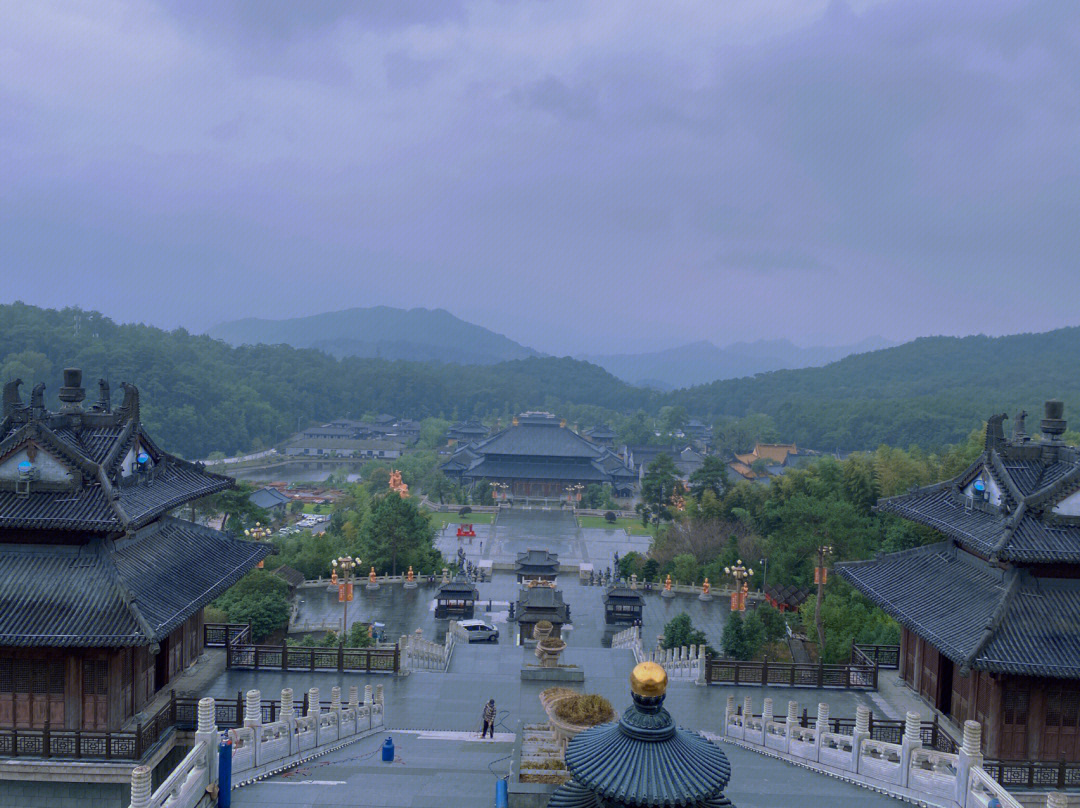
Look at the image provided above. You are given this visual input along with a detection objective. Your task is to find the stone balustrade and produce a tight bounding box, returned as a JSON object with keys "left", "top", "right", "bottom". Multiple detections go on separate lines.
{"left": 718, "top": 696, "right": 1066, "bottom": 808}
{"left": 608, "top": 625, "right": 706, "bottom": 683}
{"left": 129, "top": 685, "right": 386, "bottom": 808}
{"left": 403, "top": 625, "right": 458, "bottom": 671}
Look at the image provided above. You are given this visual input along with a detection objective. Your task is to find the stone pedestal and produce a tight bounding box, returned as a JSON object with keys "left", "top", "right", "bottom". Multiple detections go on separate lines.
{"left": 403, "top": 580, "right": 418, "bottom": 590}
{"left": 661, "top": 588, "right": 675, "bottom": 599}
{"left": 698, "top": 591, "right": 712, "bottom": 602}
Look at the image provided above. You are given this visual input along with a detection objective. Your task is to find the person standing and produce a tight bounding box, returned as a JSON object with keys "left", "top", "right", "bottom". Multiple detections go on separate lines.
{"left": 481, "top": 698, "right": 496, "bottom": 739}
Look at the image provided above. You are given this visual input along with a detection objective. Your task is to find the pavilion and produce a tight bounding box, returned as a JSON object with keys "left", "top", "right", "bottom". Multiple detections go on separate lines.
{"left": 0, "top": 370, "right": 270, "bottom": 732}
{"left": 839, "top": 401, "right": 1080, "bottom": 762}
{"left": 515, "top": 549, "right": 560, "bottom": 583}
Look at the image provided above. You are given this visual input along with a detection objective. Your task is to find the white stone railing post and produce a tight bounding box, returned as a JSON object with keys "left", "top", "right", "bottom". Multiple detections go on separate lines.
{"left": 348, "top": 685, "right": 359, "bottom": 712}
{"left": 762, "top": 698, "right": 774, "bottom": 725}
{"left": 244, "top": 689, "right": 262, "bottom": 768}
{"left": 852, "top": 704, "right": 870, "bottom": 771}
{"left": 130, "top": 764, "right": 151, "bottom": 808}
{"left": 813, "top": 702, "right": 829, "bottom": 762}
{"left": 280, "top": 688, "right": 296, "bottom": 756}
{"left": 900, "top": 710, "right": 921, "bottom": 788}
{"left": 743, "top": 696, "right": 753, "bottom": 728}
{"left": 308, "top": 687, "right": 320, "bottom": 717}
{"left": 724, "top": 694, "right": 736, "bottom": 737}
{"left": 786, "top": 700, "right": 799, "bottom": 754}
{"left": 956, "top": 720, "right": 983, "bottom": 808}
{"left": 1048, "top": 792, "right": 1069, "bottom": 808}
{"left": 194, "top": 696, "right": 219, "bottom": 785}
{"left": 331, "top": 686, "right": 341, "bottom": 712}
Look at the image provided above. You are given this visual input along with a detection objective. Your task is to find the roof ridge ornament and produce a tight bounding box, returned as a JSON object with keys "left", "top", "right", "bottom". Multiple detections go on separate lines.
{"left": 2, "top": 378, "right": 26, "bottom": 419}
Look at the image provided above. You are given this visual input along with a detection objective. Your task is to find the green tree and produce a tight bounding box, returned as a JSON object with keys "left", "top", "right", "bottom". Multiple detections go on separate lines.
{"left": 213, "top": 484, "right": 268, "bottom": 532}
{"left": 670, "top": 553, "right": 700, "bottom": 584}
{"left": 289, "top": 500, "right": 305, "bottom": 515}
{"left": 742, "top": 610, "right": 766, "bottom": 659}
{"left": 346, "top": 621, "right": 374, "bottom": 648}
{"left": 360, "top": 493, "right": 439, "bottom": 576}
{"left": 637, "top": 453, "right": 680, "bottom": 525}
{"left": 688, "top": 455, "right": 729, "bottom": 501}
{"left": 212, "top": 571, "right": 290, "bottom": 641}
{"left": 617, "top": 551, "right": 645, "bottom": 579}
{"left": 662, "top": 613, "right": 708, "bottom": 650}
{"left": 721, "top": 611, "right": 748, "bottom": 660}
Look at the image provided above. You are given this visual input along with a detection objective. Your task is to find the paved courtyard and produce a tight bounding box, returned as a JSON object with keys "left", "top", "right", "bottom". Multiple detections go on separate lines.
{"left": 434, "top": 508, "right": 652, "bottom": 570}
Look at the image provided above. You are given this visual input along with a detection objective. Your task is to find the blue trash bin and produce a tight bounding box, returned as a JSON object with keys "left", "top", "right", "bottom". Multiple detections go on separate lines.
{"left": 495, "top": 778, "right": 509, "bottom": 807}
{"left": 382, "top": 736, "right": 394, "bottom": 762}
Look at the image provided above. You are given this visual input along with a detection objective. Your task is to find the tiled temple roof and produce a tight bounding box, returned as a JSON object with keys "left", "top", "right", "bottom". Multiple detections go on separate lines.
{"left": 0, "top": 375, "right": 232, "bottom": 533}
{"left": 515, "top": 549, "right": 560, "bottom": 574}
{"left": 0, "top": 517, "right": 271, "bottom": 647}
{"left": 837, "top": 542, "right": 1080, "bottom": 677}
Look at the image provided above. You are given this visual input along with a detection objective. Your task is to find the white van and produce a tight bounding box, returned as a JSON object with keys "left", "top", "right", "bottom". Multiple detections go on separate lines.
{"left": 458, "top": 619, "right": 499, "bottom": 643}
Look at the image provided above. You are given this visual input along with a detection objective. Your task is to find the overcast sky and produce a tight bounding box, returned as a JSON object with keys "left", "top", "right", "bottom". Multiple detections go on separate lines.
{"left": 2, "top": 1, "right": 1078, "bottom": 354}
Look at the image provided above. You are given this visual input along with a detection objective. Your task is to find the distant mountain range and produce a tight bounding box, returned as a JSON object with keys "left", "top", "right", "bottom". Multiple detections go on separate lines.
{"left": 208, "top": 306, "right": 539, "bottom": 365}
{"left": 580, "top": 337, "right": 896, "bottom": 389}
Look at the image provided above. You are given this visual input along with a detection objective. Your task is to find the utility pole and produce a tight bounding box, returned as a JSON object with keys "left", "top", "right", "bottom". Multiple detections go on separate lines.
{"left": 815, "top": 540, "right": 832, "bottom": 656}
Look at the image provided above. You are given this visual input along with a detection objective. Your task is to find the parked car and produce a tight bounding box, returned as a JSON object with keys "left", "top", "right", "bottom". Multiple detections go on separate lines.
{"left": 458, "top": 619, "right": 499, "bottom": 643}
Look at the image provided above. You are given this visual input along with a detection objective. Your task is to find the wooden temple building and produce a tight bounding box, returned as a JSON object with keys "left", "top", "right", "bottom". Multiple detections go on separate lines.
{"left": 0, "top": 370, "right": 270, "bottom": 732}
{"left": 435, "top": 574, "right": 478, "bottom": 620}
{"left": 839, "top": 401, "right": 1080, "bottom": 762}
{"left": 514, "top": 549, "right": 559, "bottom": 584}
{"left": 440, "top": 412, "right": 637, "bottom": 500}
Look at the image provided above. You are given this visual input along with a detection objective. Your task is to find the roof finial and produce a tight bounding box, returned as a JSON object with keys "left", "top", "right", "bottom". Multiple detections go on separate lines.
{"left": 30, "top": 383, "right": 46, "bottom": 417}
{"left": 1012, "top": 409, "right": 1027, "bottom": 442}
{"left": 2, "top": 378, "right": 24, "bottom": 418}
{"left": 984, "top": 413, "right": 1007, "bottom": 453}
{"left": 92, "top": 379, "right": 111, "bottom": 413}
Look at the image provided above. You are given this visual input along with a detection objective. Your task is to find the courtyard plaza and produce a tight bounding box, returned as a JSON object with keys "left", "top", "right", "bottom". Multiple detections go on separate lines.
{"left": 434, "top": 507, "right": 651, "bottom": 571}
{"left": 200, "top": 508, "right": 910, "bottom": 806}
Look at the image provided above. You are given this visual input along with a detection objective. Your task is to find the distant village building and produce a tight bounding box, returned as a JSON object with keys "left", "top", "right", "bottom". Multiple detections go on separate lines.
{"left": 248, "top": 485, "right": 291, "bottom": 517}
{"left": 440, "top": 412, "right": 637, "bottom": 499}
{"left": 447, "top": 420, "right": 489, "bottom": 444}
{"left": 284, "top": 437, "right": 405, "bottom": 460}
{"left": 303, "top": 416, "right": 420, "bottom": 444}
{"left": 0, "top": 370, "right": 270, "bottom": 733}
{"left": 622, "top": 445, "right": 705, "bottom": 482}
{"left": 839, "top": 402, "right": 1080, "bottom": 762}
{"left": 728, "top": 442, "right": 817, "bottom": 482}
{"left": 581, "top": 423, "right": 616, "bottom": 447}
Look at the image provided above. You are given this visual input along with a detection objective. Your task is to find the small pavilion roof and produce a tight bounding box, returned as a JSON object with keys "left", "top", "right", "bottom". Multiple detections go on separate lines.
{"left": 603, "top": 585, "right": 644, "bottom": 606}
{"left": 437, "top": 575, "right": 478, "bottom": 599}
{"left": 515, "top": 549, "right": 560, "bottom": 574}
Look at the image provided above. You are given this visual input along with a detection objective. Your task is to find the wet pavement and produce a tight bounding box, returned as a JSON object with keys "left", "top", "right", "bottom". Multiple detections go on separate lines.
{"left": 434, "top": 507, "right": 652, "bottom": 569}
{"left": 225, "top": 507, "right": 906, "bottom": 807}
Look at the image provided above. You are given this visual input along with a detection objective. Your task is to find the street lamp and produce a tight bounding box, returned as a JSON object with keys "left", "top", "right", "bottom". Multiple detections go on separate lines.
{"left": 244, "top": 522, "right": 271, "bottom": 568}
{"left": 564, "top": 483, "right": 584, "bottom": 507}
{"left": 760, "top": 557, "right": 768, "bottom": 592}
{"left": 814, "top": 544, "right": 833, "bottom": 651}
{"left": 723, "top": 559, "right": 754, "bottom": 611}
{"left": 331, "top": 556, "right": 361, "bottom": 639}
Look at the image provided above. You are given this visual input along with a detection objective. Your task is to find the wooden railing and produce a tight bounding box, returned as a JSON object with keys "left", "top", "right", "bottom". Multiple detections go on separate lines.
{"left": 225, "top": 640, "right": 399, "bottom": 674}
{"left": 704, "top": 653, "right": 877, "bottom": 690}
{"left": 203, "top": 622, "right": 251, "bottom": 648}
{"left": 0, "top": 691, "right": 176, "bottom": 762}
{"left": 853, "top": 643, "right": 900, "bottom": 670}
{"left": 981, "top": 759, "right": 1080, "bottom": 790}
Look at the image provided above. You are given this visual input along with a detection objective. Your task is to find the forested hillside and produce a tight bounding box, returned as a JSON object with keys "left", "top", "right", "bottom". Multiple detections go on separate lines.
{"left": 209, "top": 306, "right": 539, "bottom": 364}
{"left": 3, "top": 302, "right": 1079, "bottom": 458}
{"left": 0, "top": 303, "right": 653, "bottom": 458}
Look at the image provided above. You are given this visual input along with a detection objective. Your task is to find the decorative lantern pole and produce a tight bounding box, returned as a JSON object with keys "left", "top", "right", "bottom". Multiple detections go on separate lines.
{"left": 814, "top": 543, "right": 833, "bottom": 653}
{"left": 723, "top": 560, "right": 754, "bottom": 611}
{"left": 245, "top": 522, "right": 271, "bottom": 568}
{"left": 331, "top": 556, "right": 360, "bottom": 638}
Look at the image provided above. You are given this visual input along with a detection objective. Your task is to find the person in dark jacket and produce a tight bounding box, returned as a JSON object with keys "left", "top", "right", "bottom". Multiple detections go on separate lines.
{"left": 481, "top": 698, "right": 496, "bottom": 738}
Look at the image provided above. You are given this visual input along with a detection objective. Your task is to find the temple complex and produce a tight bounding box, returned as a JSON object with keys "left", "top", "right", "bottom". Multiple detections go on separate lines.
{"left": 839, "top": 401, "right": 1080, "bottom": 761}
{"left": 440, "top": 412, "right": 637, "bottom": 500}
{"left": 0, "top": 370, "right": 270, "bottom": 732}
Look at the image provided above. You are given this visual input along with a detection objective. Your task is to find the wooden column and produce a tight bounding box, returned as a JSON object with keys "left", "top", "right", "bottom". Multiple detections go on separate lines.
{"left": 898, "top": 627, "right": 909, "bottom": 682}
{"left": 64, "top": 654, "right": 81, "bottom": 731}
{"left": 985, "top": 674, "right": 1004, "bottom": 759}
{"left": 107, "top": 649, "right": 123, "bottom": 731}
{"left": 1029, "top": 679, "right": 1047, "bottom": 761}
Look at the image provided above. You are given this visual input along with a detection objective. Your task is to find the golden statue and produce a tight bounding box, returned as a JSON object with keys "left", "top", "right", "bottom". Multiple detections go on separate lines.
{"left": 369, "top": 566, "right": 377, "bottom": 584}
{"left": 664, "top": 574, "right": 672, "bottom": 591}
{"left": 388, "top": 469, "right": 409, "bottom": 498}
{"left": 407, "top": 566, "right": 414, "bottom": 583}
{"left": 702, "top": 578, "right": 710, "bottom": 595}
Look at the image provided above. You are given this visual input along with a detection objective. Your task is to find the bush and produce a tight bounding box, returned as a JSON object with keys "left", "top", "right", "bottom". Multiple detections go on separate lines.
{"left": 553, "top": 694, "right": 615, "bottom": 726}
{"left": 663, "top": 613, "right": 708, "bottom": 651}
{"left": 347, "top": 621, "right": 374, "bottom": 648}
{"left": 212, "top": 571, "right": 291, "bottom": 641}
{"left": 604, "top": 511, "right": 617, "bottom": 523}
{"left": 458, "top": 505, "right": 472, "bottom": 516}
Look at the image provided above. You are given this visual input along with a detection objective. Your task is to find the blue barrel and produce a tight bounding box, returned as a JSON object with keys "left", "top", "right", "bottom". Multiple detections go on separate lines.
{"left": 382, "top": 736, "right": 394, "bottom": 762}
{"left": 218, "top": 738, "right": 233, "bottom": 807}
{"left": 495, "top": 778, "right": 509, "bottom": 807}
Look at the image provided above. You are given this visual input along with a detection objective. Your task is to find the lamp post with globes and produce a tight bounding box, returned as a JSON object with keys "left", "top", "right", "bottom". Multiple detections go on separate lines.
{"left": 244, "top": 523, "right": 271, "bottom": 568}
{"left": 331, "top": 556, "right": 361, "bottom": 639}
{"left": 724, "top": 560, "right": 754, "bottom": 611}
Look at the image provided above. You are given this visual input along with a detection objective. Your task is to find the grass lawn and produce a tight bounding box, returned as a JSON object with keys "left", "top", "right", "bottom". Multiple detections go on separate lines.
{"left": 577, "top": 515, "right": 652, "bottom": 535}
{"left": 301, "top": 503, "right": 330, "bottom": 514}
{"left": 430, "top": 511, "right": 497, "bottom": 529}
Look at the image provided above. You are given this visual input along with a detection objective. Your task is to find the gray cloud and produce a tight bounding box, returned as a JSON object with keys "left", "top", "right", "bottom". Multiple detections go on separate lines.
{"left": 1, "top": 0, "right": 1078, "bottom": 354}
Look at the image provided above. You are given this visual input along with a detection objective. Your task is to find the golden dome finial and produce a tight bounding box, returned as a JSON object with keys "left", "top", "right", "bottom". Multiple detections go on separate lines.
{"left": 630, "top": 661, "right": 667, "bottom": 697}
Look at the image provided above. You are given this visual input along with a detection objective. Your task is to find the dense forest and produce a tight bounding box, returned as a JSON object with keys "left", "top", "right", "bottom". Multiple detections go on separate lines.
{"left": 2, "top": 302, "right": 1079, "bottom": 458}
